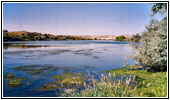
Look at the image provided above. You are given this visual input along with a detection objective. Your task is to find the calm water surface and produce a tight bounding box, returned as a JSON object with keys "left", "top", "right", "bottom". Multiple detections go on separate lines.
{"left": 3, "top": 40, "right": 135, "bottom": 97}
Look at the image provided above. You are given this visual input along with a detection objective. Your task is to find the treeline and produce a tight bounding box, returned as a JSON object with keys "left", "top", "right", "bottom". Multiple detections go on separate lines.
{"left": 3, "top": 30, "right": 91, "bottom": 41}
{"left": 115, "top": 33, "right": 141, "bottom": 42}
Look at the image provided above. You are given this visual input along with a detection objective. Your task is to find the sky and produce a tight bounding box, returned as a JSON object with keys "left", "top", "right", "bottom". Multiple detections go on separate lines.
{"left": 3, "top": 3, "right": 165, "bottom": 35}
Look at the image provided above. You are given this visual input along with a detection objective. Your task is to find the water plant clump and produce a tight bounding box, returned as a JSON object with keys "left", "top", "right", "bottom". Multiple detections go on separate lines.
{"left": 12, "top": 65, "right": 53, "bottom": 75}
{"left": 6, "top": 79, "right": 24, "bottom": 88}
{"left": 40, "top": 82, "right": 60, "bottom": 90}
{"left": 4, "top": 72, "right": 16, "bottom": 79}
{"left": 40, "top": 72, "right": 86, "bottom": 91}
{"left": 4, "top": 72, "right": 26, "bottom": 88}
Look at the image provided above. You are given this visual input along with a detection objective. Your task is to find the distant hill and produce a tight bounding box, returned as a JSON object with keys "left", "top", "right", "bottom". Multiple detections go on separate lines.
{"left": 3, "top": 30, "right": 139, "bottom": 42}
{"left": 3, "top": 30, "right": 91, "bottom": 41}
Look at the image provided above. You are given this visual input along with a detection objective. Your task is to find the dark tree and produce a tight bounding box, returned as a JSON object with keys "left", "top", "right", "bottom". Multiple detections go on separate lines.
{"left": 151, "top": 3, "right": 167, "bottom": 16}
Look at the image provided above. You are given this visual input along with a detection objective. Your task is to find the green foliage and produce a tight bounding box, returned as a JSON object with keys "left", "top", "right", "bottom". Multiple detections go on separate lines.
{"left": 132, "top": 17, "right": 167, "bottom": 71}
{"left": 115, "top": 34, "right": 141, "bottom": 42}
{"left": 115, "top": 35, "right": 126, "bottom": 41}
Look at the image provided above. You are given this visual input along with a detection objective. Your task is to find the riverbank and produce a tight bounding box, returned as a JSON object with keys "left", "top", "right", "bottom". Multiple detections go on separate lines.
{"left": 63, "top": 65, "right": 167, "bottom": 97}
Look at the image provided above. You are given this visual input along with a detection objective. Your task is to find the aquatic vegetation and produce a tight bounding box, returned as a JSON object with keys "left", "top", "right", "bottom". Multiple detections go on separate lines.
{"left": 4, "top": 72, "right": 16, "bottom": 79}
{"left": 37, "top": 67, "right": 61, "bottom": 76}
{"left": 26, "top": 82, "right": 30, "bottom": 85}
{"left": 6, "top": 79, "right": 24, "bottom": 88}
{"left": 47, "top": 50, "right": 71, "bottom": 55}
{"left": 12, "top": 64, "right": 88, "bottom": 78}
{"left": 72, "top": 49, "right": 101, "bottom": 59}
{"left": 41, "top": 82, "right": 60, "bottom": 90}
{"left": 4, "top": 72, "right": 26, "bottom": 88}
{"left": 73, "top": 49, "right": 94, "bottom": 56}
{"left": 53, "top": 72, "right": 86, "bottom": 87}
{"left": 12, "top": 65, "right": 53, "bottom": 75}
{"left": 60, "top": 77, "right": 83, "bottom": 87}
{"left": 4, "top": 49, "right": 71, "bottom": 57}
{"left": 40, "top": 72, "right": 86, "bottom": 91}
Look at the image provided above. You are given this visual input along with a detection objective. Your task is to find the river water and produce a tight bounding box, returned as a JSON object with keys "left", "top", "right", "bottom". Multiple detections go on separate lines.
{"left": 3, "top": 40, "right": 135, "bottom": 97}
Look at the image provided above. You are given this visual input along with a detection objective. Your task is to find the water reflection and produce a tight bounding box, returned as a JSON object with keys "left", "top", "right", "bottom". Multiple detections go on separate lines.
{"left": 3, "top": 43, "right": 50, "bottom": 49}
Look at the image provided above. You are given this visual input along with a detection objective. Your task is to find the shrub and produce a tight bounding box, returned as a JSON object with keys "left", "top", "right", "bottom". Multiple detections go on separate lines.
{"left": 131, "top": 17, "right": 167, "bottom": 72}
{"left": 115, "top": 35, "right": 126, "bottom": 41}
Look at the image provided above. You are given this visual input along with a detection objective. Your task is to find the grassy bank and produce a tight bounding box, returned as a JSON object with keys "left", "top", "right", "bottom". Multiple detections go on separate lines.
{"left": 62, "top": 66, "right": 167, "bottom": 97}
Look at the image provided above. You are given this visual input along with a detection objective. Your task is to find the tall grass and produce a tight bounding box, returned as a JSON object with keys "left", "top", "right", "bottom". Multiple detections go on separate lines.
{"left": 62, "top": 70, "right": 167, "bottom": 97}
{"left": 62, "top": 73, "right": 137, "bottom": 97}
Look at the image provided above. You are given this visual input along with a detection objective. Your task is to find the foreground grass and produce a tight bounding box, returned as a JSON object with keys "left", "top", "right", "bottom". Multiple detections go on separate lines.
{"left": 62, "top": 66, "right": 167, "bottom": 97}
{"left": 107, "top": 69, "right": 167, "bottom": 97}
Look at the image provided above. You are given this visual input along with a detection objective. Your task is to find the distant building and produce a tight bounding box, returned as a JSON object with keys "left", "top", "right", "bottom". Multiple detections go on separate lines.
{"left": 77, "top": 35, "right": 116, "bottom": 40}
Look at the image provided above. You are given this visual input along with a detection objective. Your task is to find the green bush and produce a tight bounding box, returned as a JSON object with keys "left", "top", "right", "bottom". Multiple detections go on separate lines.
{"left": 115, "top": 35, "right": 126, "bottom": 41}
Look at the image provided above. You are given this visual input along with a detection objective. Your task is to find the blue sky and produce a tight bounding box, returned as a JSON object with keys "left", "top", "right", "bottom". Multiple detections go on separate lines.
{"left": 3, "top": 3, "right": 164, "bottom": 35}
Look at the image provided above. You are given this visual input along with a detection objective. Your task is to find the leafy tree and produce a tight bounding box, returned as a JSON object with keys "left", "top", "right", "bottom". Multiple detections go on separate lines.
{"left": 151, "top": 3, "right": 167, "bottom": 16}
{"left": 44, "top": 33, "right": 49, "bottom": 40}
{"left": 131, "top": 33, "right": 141, "bottom": 42}
{"left": 3, "top": 30, "right": 9, "bottom": 41}
{"left": 132, "top": 17, "right": 167, "bottom": 72}
{"left": 115, "top": 35, "right": 126, "bottom": 41}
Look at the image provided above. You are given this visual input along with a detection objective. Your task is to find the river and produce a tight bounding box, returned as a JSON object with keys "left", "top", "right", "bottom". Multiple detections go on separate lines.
{"left": 3, "top": 40, "right": 135, "bottom": 97}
